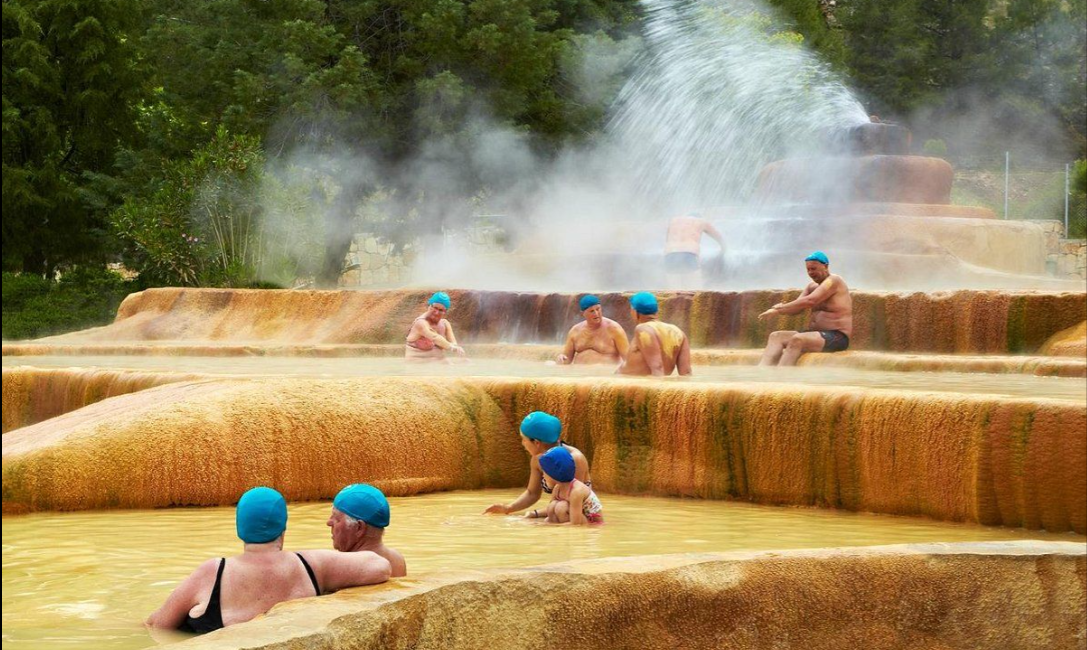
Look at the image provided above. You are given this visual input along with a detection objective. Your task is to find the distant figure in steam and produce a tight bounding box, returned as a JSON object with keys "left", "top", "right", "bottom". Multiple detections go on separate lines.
{"left": 555, "top": 295, "right": 629, "bottom": 366}
{"left": 664, "top": 212, "right": 725, "bottom": 289}
{"left": 757, "top": 251, "right": 853, "bottom": 366}
{"left": 617, "top": 292, "right": 692, "bottom": 377}
{"left": 405, "top": 292, "right": 467, "bottom": 361}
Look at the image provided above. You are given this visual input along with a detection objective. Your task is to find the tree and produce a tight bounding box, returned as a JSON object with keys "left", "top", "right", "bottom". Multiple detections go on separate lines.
{"left": 2, "top": 0, "right": 147, "bottom": 275}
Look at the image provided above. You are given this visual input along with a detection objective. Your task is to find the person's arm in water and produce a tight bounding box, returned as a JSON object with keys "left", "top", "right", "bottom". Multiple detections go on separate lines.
{"left": 483, "top": 458, "right": 544, "bottom": 514}
{"left": 146, "top": 558, "right": 218, "bottom": 629}
{"left": 677, "top": 336, "right": 692, "bottom": 376}
{"left": 556, "top": 327, "right": 577, "bottom": 364}
{"left": 758, "top": 281, "right": 825, "bottom": 320}
{"left": 635, "top": 324, "right": 666, "bottom": 377}
{"left": 300, "top": 550, "right": 391, "bottom": 593}
{"left": 610, "top": 322, "right": 630, "bottom": 361}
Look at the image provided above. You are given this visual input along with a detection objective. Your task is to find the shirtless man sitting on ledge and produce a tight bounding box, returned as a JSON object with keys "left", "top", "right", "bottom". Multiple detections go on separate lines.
{"left": 757, "top": 251, "right": 853, "bottom": 367}
{"left": 555, "top": 295, "right": 629, "bottom": 366}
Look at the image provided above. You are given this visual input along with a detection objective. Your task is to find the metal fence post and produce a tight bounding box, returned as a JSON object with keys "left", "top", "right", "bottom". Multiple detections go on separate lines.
{"left": 1065, "top": 163, "right": 1071, "bottom": 238}
{"left": 1003, "top": 151, "right": 1010, "bottom": 220}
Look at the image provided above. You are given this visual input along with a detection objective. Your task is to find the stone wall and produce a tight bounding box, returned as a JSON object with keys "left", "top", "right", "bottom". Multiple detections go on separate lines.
{"left": 339, "top": 234, "right": 415, "bottom": 287}
{"left": 1040, "top": 221, "right": 1086, "bottom": 280}
{"left": 1053, "top": 239, "right": 1086, "bottom": 280}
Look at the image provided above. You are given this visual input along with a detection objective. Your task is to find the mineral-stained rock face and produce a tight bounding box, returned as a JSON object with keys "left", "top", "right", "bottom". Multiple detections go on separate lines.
{"left": 4, "top": 377, "right": 1084, "bottom": 533}
{"left": 1, "top": 367, "right": 203, "bottom": 433}
{"left": 166, "top": 542, "right": 1087, "bottom": 650}
{"left": 28, "top": 288, "right": 1087, "bottom": 354}
{"left": 5, "top": 350, "right": 1083, "bottom": 431}
{"left": 1041, "top": 321, "right": 1087, "bottom": 358}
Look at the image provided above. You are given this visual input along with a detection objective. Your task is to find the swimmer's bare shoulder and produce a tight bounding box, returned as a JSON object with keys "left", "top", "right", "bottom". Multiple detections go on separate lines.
{"left": 297, "top": 550, "right": 391, "bottom": 593}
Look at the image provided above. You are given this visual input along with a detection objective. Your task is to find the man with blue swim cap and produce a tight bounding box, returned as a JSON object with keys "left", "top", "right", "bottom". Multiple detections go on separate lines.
{"left": 758, "top": 251, "right": 854, "bottom": 366}
{"left": 483, "top": 411, "right": 593, "bottom": 518}
{"left": 405, "top": 291, "right": 468, "bottom": 362}
{"left": 327, "top": 484, "right": 406, "bottom": 577}
{"left": 618, "top": 292, "right": 692, "bottom": 376}
{"left": 555, "top": 294, "right": 629, "bottom": 366}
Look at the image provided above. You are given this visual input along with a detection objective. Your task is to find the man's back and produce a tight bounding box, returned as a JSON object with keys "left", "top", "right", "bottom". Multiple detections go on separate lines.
{"left": 665, "top": 216, "right": 719, "bottom": 255}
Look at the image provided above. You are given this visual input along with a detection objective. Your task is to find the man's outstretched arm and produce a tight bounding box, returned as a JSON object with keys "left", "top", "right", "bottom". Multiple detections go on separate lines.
{"left": 760, "top": 279, "right": 833, "bottom": 319}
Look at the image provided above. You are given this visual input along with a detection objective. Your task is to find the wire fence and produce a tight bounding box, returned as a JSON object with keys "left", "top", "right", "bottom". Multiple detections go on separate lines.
{"left": 951, "top": 156, "right": 1085, "bottom": 238}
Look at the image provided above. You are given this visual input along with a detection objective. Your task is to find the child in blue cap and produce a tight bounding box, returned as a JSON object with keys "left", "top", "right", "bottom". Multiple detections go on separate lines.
{"left": 538, "top": 446, "right": 604, "bottom": 524}
{"left": 483, "top": 411, "right": 593, "bottom": 518}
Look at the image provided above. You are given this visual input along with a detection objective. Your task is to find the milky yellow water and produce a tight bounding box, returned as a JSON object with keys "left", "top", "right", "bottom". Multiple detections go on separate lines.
{"left": 4, "top": 354, "right": 1084, "bottom": 401}
{"left": 3, "top": 490, "right": 1083, "bottom": 650}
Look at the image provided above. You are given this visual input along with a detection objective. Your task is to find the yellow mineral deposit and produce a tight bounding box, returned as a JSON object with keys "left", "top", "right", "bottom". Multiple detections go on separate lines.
{"left": 25, "top": 287, "right": 1087, "bottom": 354}
{"left": 1, "top": 367, "right": 205, "bottom": 433}
{"left": 3, "top": 285, "right": 1086, "bottom": 650}
{"left": 151, "top": 542, "right": 1087, "bottom": 650}
{"left": 4, "top": 376, "right": 1084, "bottom": 534}
{"left": 1040, "top": 320, "right": 1087, "bottom": 358}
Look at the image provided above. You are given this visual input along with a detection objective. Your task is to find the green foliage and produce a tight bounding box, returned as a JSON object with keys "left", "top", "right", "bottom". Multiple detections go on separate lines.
{"left": 1070, "top": 159, "right": 1087, "bottom": 238}
{"left": 767, "top": 0, "right": 847, "bottom": 65}
{"left": 2, "top": 0, "right": 148, "bottom": 275}
{"left": 922, "top": 139, "right": 948, "bottom": 157}
{"left": 110, "top": 126, "right": 266, "bottom": 286}
{"left": 2, "top": 267, "right": 134, "bottom": 340}
{"left": 4, "top": 0, "right": 1084, "bottom": 291}
{"left": 841, "top": 0, "right": 1086, "bottom": 162}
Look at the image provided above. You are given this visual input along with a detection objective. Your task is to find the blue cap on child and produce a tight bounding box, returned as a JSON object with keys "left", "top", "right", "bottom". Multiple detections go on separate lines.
{"left": 539, "top": 446, "right": 576, "bottom": 483}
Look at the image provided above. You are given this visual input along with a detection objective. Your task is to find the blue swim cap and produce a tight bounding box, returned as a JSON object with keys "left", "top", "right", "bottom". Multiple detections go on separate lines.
{"left": 333, "top": 484, "right": 390, "bottom": 528}
{"left": 539, "top": 446, "right": 576, "bottom": 483}
{"left": 236, "top": 487, "right": 288, "bottom": 544}
{"left": 578, "top": 294, "right": 600, "bottom": 312}
{"left": 804, "top": 251, "right": 829, "bottom": 265}
{"left": 428, "top": 292, "right": 451, "bottom": 309}
{"left": 520, "top": 411, "right": 562, "bottom": 444}
{"left": 630, "top": 291, "right": 659, "bottom": 315}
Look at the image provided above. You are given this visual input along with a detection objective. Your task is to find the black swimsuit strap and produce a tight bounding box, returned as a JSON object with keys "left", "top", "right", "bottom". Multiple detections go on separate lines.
{"left": 295, "top": 553, "right": 321, "bottom": 596}
{"left": 179, "top": 558, "right": 226, "bottom": 634}
{"left": 210, "top": 557, "right": 226, "bottom": 599}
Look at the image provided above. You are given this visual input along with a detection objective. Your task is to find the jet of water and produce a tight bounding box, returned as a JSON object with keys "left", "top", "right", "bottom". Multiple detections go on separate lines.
{"left": 607, "top": 0, "right": 869, "bottom": 212}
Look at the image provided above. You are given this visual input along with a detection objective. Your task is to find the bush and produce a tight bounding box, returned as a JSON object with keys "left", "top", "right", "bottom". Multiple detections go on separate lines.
{"left": 922, "top": 139, "right": 948, "bottom": 157}
{"left": 110, "top": 126, "right": 266, "bottom": 287}
{"left": 1071, "top": 159, "right": 1087, "bottom": 239}
{"left": 1, "top": 267, "right": 136, "bottom": 341}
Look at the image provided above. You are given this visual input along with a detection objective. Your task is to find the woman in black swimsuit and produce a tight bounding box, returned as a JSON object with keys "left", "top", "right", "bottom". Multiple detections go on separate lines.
{"left": 147, "top": 487, "right": 392, "bottom": 634}
{"left": 482, "top": 411, "right": 592, "bottom": 518}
